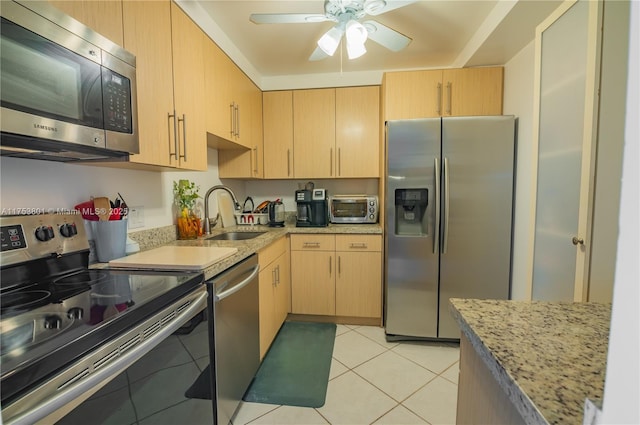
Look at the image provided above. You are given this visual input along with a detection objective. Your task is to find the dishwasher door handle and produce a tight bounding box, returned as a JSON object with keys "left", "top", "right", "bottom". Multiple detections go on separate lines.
{"left": 215, "top": 264, "right": 260, "bottom": 302}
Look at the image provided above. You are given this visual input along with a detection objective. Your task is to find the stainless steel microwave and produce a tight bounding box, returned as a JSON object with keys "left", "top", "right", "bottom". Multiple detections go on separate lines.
{"left": 329, "top": 195, "right": 379, "bottom": 224}
{"left": 0, "top": 1, "right": 138, "bottom": 162}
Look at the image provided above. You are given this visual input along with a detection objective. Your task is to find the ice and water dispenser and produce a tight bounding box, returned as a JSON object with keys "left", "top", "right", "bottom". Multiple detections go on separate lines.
{"left": 394, "top": 189, "right": 429, "bottom": 236}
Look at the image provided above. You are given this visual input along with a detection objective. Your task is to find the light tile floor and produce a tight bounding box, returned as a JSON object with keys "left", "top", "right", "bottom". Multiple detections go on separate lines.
{"left": 233, "top": 324, "right": 460, "bottom": 425}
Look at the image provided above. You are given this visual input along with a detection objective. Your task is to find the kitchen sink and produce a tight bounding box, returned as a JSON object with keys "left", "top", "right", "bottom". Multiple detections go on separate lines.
{"left": 206, "top": 231, "right": 266, "bottom": 241}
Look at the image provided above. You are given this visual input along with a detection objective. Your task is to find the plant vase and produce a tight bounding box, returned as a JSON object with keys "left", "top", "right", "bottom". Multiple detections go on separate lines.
{"left": 177, "top": 209, "right": 202, "bottom": 240}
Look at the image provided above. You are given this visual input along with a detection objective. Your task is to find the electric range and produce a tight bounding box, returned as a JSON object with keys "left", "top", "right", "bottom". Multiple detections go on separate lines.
{"left": 0, "top": 213, "right": 206, "bottom": 424}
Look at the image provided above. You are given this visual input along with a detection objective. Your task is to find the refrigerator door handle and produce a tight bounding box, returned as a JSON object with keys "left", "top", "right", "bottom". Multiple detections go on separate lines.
{"left": 442, "top": 157, "right": 450, "bottom": 254}
{"left": 434, "top": 157, "right": 440, "bottom": 254}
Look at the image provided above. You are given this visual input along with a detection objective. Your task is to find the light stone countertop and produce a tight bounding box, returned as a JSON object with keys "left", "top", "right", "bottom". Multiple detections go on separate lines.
{"left": 449, "top": 298, "right": 611, "bottom": 425}
{"left": 118, "top": 222, "right": 381, "bottom": 280}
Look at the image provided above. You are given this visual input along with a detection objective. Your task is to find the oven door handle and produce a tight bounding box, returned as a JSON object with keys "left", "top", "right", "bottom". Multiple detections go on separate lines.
{"left": 6, "top": 290, "right": 208, "bottom": 425}
{"left": 214, "top": 264, "right": 260, "bottom": 302}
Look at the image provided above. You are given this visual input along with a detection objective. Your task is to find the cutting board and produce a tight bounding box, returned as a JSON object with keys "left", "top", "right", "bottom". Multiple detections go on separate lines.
{"left": 108, "top": 246, "right": 238, "bottom": 270}
{"left": 218, "top": 192, "right": 236, "bottom": 228}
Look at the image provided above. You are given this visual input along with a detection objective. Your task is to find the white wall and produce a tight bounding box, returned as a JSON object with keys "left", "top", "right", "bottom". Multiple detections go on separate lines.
{"left": 503, "top": 40, "right": 535, "bottom": 300}
{"left": 245, "top": 179, "right": 379, "bottom": 213}
{"left": 0, "top": 148, "right": 244, "bottom": 233}
{"left": 587, "top": 0, "right": 630, "bottom": 303}
{"left": 601, "top": 1, "right": 639, "bottom": 421}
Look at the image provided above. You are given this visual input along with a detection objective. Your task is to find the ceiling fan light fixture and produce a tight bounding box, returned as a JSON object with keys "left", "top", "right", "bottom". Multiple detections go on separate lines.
{"left": 317, "top": 25, "right": 344, "bottom": 56}
{"left": 345, "top": 20, "right": 368, "bottom": 45}
{"left": 347, "top": 40, "right": 367, "bottom": 59}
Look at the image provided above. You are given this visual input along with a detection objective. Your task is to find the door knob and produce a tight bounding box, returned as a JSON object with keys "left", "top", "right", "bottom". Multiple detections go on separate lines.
{"left": 572, "top": 236, "right": 584, "bottom": 246}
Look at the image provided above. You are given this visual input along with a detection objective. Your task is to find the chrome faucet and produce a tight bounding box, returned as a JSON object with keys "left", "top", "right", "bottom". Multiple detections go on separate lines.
{"left": 203, "top": 185, "right": 241, "bottom": 234}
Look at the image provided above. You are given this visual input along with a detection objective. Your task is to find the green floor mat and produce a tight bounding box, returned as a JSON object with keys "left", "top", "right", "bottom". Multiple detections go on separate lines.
{"left": 243, "top": 321, "right": 336, "bottom": 408}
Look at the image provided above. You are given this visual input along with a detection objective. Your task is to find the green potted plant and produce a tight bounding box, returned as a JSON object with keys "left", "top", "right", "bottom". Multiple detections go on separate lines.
{"left": 173, "top": 179, "right": 202, "bottom": 239}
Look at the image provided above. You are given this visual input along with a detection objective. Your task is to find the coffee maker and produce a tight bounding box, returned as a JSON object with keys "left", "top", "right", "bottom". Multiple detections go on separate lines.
{"left": 295, "top": 189, "right": 329, "bottom": 227}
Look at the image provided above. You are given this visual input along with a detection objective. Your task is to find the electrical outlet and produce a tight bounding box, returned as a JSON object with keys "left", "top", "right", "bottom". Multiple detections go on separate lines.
{"left": 128, "top": 206, "right": 145, "bottom": 229}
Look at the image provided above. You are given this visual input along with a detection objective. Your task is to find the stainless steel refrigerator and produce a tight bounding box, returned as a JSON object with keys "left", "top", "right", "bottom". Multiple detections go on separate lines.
{"left": 384, "top": 116, "right": 516, "bottom": 340}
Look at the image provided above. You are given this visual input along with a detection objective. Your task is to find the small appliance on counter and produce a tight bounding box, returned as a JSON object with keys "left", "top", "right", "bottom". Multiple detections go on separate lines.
{"left": 329, "top": 195, "right": 379, "bottom": 224}
{"left": 295, "top": 189, "right": 329, "bottom": 227}
{"left": 268, "top": 199, "right": 285, "bottom": 227}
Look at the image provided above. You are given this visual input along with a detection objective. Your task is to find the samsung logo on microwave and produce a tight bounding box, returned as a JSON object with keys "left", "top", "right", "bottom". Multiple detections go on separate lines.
{"left": 33, "top": 124, "right": 58, "bottom": 132}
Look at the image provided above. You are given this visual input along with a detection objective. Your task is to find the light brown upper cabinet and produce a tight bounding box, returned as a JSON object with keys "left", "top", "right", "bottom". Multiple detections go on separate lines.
{"left": 263, "top": 91, "right": 294, "bottom": 179}
{"left": 335, "top": 86, "right": 380, "bottom": 178}
{"left": 293, "top": 88, "right": 336, "bottom": 178}
{"left": 48, "top": 1, "right": 124, "bottom": 46}
{"left": 169, "top": 2, "right": 207, "bottom": 170}
{"left": 292, "top": 86, "right": 380, "bottom": 179}
{"left": 217, "top": 82, "right": 264, "bottom": 179}
{"left": 383, "top": 67, "right": 503, "bottom": 120}
{"left": 204, "top": 38, "right": 256, "bottom": 149}
{"left": 121, "top": 1, "right": 206, "bottom": 170}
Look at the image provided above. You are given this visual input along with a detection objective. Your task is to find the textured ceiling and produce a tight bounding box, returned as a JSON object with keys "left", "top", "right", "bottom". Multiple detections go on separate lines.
{"left": 183, "top": 0, "right": 562, "bottom": 88}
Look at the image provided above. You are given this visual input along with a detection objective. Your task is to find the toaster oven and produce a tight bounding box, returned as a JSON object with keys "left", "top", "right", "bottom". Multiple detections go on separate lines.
{"left": 329, "top": 195, "right": 379, "bottom": 224}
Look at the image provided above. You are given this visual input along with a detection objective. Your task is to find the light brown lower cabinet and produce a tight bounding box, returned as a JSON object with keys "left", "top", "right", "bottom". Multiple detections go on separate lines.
{"left": 456, "top": 333, "right": 525, "bottom": 424}
{"left": 290, "top": 234, "right": 382, "bottom": 319}
{"left": 258, "top": 237, "right": 290, "bottom": 359}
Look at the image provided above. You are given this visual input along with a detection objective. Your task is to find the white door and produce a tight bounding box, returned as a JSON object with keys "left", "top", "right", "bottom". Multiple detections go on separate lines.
{"left": 529, "top": 0, "right": 603, "bottom": 301}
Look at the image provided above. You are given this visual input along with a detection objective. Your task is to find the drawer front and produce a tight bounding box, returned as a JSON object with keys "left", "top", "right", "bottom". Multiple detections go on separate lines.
{"left": 259, "top": 236, "right": 288, "bottom": 269}
{"left": 290, "top": 234, "right": 335, "bottom": 251}
{"left": 335, "top": 235, "right": 382, "bottom": 252}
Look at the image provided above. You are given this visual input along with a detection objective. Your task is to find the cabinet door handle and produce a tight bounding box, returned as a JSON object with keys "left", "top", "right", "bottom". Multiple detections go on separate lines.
{"left": 338, "top": 148, "right": 341, "bottom": 176}
{"left": 329, "top": 256, "right": 332, "bottom": 275}
{"left": 235, "top": 104, "right": 240, "bottom": 137}
{"left": 272, "top": 268, "right": 277, "bottom": 286}
{"left": 168, "top": 111, "right": 178, "bottom": 160}
{"left": 330, "top": 148, "right": 333, "bottom": 176}
{"left": 229, "top": 102, "right": 236, "bottom": 139}
{"left": 287, "top": 149, "right": 291, "bottom": 177}
{"left": 178, "top": 114, "right": 187, "bottom": 161}
{"left": 446, "top": 82, "right": 452, "bottom": 115}
{"left": 338, "top": 255, "right": 341, "bottom": 275}
{"left": 276, "top": 265, "right": 280, "bottom": 284}
{"left": 349, "top": 243, "right": 367, "bottom": 249}
{"left": 253, "top": 146, "right": 258, "bottom": 175}
{"left": 303, "top": 242, "right": 321, "bottom": 248}
{"left": 436, "top": 82, "right": 442, "bottom": 115}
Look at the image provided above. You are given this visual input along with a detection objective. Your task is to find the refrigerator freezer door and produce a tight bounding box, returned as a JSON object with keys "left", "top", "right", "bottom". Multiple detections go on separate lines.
{"left": 385, "top": 119, "right": 441, "bottom": 338}
{"left": 438, "top": 116, "right": 515, "bottom": 338}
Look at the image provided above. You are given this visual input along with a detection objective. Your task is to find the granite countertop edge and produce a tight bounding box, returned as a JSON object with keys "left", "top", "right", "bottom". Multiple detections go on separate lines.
{"left": 449, "top": 298, "right": 610, "bottom": 425}
{"left": 449, "top": 299, "right": 548, "bottom": 425}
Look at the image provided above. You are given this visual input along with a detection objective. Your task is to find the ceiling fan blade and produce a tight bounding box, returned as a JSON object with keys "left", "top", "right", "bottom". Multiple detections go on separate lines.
{"left": 309, "top": 46, "right": 330, "bottom": 61}
{"left": 365, "top": 0, "right": 418, "bottom": 16}
{"left": 250, "top": 13, "right": 330, "bottom": 24}
{"left": 363, "top": 20, "right": 411, "bottom": 52}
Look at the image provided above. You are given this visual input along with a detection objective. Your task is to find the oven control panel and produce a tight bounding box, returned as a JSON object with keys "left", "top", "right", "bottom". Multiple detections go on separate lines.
{"left": 0, "top": 224, "right": 27, "bottom": 252}
{"left": 0, "top": 214, "right": 89, "bottom": 266}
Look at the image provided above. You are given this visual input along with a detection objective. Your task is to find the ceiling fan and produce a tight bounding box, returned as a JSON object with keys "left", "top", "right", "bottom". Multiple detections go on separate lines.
{"left": 249, "top": 0, "right": 415, "bottom": 61}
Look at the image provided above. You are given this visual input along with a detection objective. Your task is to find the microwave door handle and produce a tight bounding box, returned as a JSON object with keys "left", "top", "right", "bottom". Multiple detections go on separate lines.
{"left": 7, "top": 290, "right": 208, "bottom": 425}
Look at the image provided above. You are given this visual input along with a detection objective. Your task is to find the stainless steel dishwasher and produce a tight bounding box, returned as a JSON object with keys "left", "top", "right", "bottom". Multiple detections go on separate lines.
{"left": 207, "top": 254, "right": 260, "bottom": 425}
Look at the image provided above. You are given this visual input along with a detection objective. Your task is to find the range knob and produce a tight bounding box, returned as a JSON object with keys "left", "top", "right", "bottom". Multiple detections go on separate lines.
{"left": 60, "top": 223, "right": 78, "bottom": 238}
{"left": 44, "top": 315, "right": 62, "bottom": 330}
{"left": 369, "top": 214, "right": 375, "bottom": 220}
{"left": 67, "top": 307, "right": 84, "bottom": 320}
{"left": 35, "top": 226, "right": 55, "bottom": 242}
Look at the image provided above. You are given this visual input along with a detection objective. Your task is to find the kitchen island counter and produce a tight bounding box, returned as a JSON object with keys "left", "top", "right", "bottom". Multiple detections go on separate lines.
{"left": 449, "top": 298, "right": 610, "bottom": 425}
